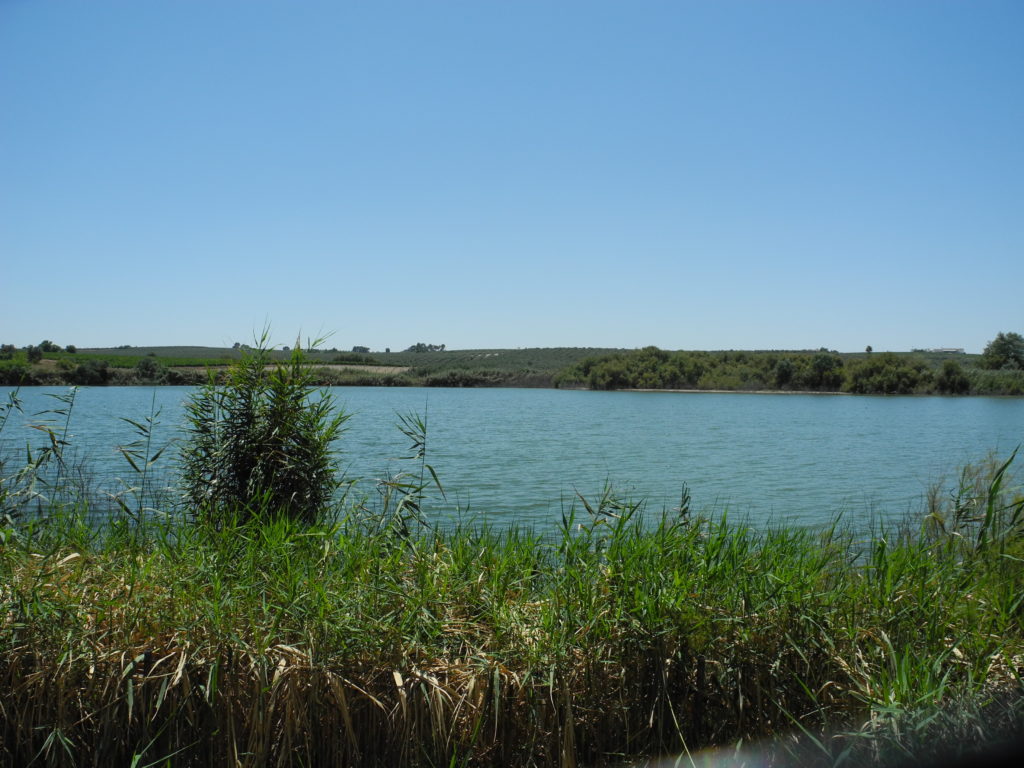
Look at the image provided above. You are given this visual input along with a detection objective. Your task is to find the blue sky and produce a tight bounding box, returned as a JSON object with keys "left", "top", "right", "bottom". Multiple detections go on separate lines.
{"left": 2, "top": 1, "right": 1021, "bottom": 353}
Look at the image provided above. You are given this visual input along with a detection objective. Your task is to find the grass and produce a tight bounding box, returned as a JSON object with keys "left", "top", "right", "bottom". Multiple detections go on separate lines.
{"left": 68, "top": 353, "right": 239, "bottom": 368}
{"left": 70, "top": 346, "right": 626, "bottom": 372}
{"left": 78, "top": 346, "right": 253, "bottom": 361}
{"left": 1, "top": 456, "right": 1022, "bottom": 766}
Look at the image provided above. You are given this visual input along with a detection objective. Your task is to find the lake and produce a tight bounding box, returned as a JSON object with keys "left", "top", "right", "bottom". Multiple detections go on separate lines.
{"left": 2, "top": 386, "right": 1022, "bottom": 529}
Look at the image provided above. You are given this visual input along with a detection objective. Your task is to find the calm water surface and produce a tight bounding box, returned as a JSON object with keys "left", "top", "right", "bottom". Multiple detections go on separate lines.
{"left": 2, "top": 386, "right": 1022, "bottom": 529}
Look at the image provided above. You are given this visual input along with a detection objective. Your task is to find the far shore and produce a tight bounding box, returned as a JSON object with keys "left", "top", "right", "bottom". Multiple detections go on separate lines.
{"left": 626, "top": 387, "right": 855, "bottom": 395}
{"left": 4, "top": 344, "right": 1022, "bottom": 395}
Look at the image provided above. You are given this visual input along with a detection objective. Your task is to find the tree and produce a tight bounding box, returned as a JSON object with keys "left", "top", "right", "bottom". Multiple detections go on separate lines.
{"left": 804, "top": 352, "right": 844, "bottom": 390}
{"left": 865, "top": 345, "right": 873, "bottom": 354}
{"left": 405, "top": 343, "right": 446, "bottom": 353}
{"left": 773, "top": 358, "right": 795, "bottom": 388}
{"left": 26, "top": 345, "right": 42, "bottom": 364}
{"left": 981, "top": 332, "right": 1024, "bottom": 370}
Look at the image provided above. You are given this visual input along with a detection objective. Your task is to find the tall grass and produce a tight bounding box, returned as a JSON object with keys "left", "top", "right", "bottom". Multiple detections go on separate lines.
{"left": 1, "top": 453, "right": 1022, "bottom": 766}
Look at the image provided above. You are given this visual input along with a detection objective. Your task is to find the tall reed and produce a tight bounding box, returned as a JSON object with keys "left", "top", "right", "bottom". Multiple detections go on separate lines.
{"left": 178, "top": 330, "right": 348, "bottom": 525}
{"left": 2, "top": 453, "right": 1021, "bottom": 766}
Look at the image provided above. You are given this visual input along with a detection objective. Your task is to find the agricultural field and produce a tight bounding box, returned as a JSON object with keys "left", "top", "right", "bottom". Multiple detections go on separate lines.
{"left": 0, "top": 344, "right": 626, "bottom": 387}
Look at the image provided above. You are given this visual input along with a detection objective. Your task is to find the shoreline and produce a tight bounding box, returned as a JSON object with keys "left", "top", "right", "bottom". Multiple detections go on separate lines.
{"left": 625, "top": 387, "right": 854, "bottom": 396}
{"left": 4, "top": 380, "right": 1021, "bottom": 397}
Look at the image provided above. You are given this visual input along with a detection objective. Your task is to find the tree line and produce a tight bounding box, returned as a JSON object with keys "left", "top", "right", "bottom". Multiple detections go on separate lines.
{"left": 554, "top": 333, "right": 1024, "bottom": 396}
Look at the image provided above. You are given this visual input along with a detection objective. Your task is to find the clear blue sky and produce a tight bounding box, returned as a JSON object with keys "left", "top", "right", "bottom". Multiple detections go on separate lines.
{"left": 2, "top": 1, "right": 1021, "bottom": 353}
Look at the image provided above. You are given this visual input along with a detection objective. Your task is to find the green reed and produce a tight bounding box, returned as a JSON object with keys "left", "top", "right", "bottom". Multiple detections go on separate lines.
{"left": 1, "top": 457, "right": 1021, "bottom": 767}
{"left": 178, "top": 330, "right": 349, "bottom": 526}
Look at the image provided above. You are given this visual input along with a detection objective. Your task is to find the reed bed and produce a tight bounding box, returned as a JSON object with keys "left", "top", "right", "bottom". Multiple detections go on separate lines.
{"left": 2, "top": 481, "right": 1022, "bottom": 767}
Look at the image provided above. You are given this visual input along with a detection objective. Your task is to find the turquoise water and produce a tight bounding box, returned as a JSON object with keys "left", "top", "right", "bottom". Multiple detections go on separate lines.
{"left": 2, "top": 386, "right": 1022, "bottom": 528}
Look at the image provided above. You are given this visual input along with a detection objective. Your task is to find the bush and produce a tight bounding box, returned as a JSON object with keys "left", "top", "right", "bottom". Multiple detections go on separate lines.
{"left": 0, "top": 363, "right": 32, "bottom": 385}
{"left": 971, "top": 368, "right": 1024, "bottom": 396}
{"left": 71, "top": 359, "right": 110, "bottom": 385}
{"left": 844, "top": 353, "right": 931, "bottom": 394}
{"left": 179, "top": 332, "right": 349, "bottom": 525}
{"left": 935, "top": 360, "right": 971, "bottom": 394}
{"left": 135, "top": 356, "right": 166, "bottom": 383}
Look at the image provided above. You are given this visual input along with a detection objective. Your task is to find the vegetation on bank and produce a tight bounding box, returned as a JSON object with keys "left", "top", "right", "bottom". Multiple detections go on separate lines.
{"left": 2, "top": 477, "right": 1022, "bottom": 767}
{"left": 555, "top": 337, "right": 1024, "bottom": 396}
{"left": 1, "top": 340, "right": 1022, "bottom": 766}
{"left": 3, "top": 333, "right": 1022, "bottom": 394}
{"left": 0, "top": 343, "right": 622, "bottom": 388}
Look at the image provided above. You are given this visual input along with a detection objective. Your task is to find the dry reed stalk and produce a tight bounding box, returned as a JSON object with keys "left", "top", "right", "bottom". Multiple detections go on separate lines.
{"left": 3, "top": 635, "right": 1020, "bottom": 766}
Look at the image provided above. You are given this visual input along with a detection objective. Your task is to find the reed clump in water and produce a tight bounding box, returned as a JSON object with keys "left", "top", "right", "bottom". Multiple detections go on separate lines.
{"left": 1, "top": 458, "right": 1022, "bottom": 767}
{"left": 178, "top": 330, "right": 349, "bottom": 527}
